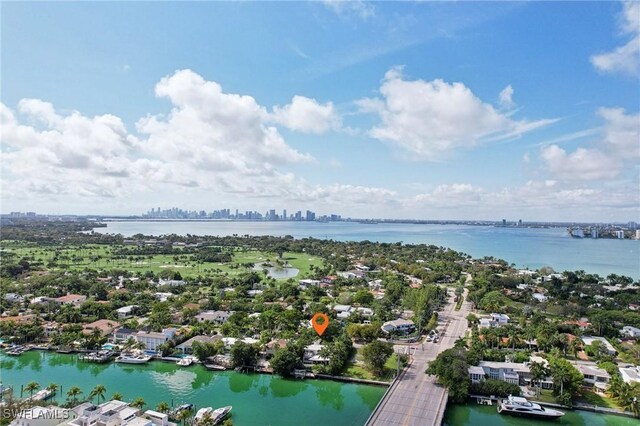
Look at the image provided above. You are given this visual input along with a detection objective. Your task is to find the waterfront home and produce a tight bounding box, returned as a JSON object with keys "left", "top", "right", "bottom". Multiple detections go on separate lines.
{"left": 220, "top": 337, "right": 259, "bottom": 351}
{"left": 55, "top": 294, "right": 87, "bottom": 306}
{"left": 264, "top": 339, "right": 288, "bottom": 357}
{"left": 581, "top": 336, "right": 617, "bottom": 355}
{"left": 575, "top": 364, "right": 610, "bottom": 390}
{"left": 176, "top": 335, "right": 222, "bottom": 354}
{"left": 82, "top": 319, "right": 121, "bottom": 337}
{"left": 9, "top": 406, "right": 76, "bottom": 426}
{"left": 468, "top": 361, "right": 552, "bottom": 388}
{"left": 195, "top": 310, "right": 233, "bottom": 323}
{"left": 304, "top": 343, "right": 329, "bottom": 364}
{"left": 620, "top": 325, "right": 640, "bottom": 338}
{"left": 112, "top": 327, "right": 136, "bottom": 343}
{"left": 354, "top": 307, "right": 374, "bottom": 317}
{"left": 116, "top": 305, "right": 137, "bottom": 319}
{"left": 134, "top": 328, "right": 176, "bottom": 351}
{"left": 62, "top": 400, "right": 176, "bottom": 426}
{"left": 43, "top": 321, "right": 61, "bottom": 337}
{"left": 381, "top": 319, "right": 415, "bottom": 335}
{"left": 619, "top": 365, "right": 640, "bottom": 384}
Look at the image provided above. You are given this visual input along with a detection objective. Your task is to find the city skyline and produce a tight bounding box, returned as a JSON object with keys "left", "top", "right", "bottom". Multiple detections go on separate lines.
{"left": 1, "top": 1, "right": 639, "bottom": 221}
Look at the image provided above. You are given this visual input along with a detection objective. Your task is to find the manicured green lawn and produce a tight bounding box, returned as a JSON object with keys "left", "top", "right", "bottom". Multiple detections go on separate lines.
{"left": 1, "top": 242, "right": 324, "bottom": 280}
{"left": 576, "top": 389, "right": 621, "bottom": 409}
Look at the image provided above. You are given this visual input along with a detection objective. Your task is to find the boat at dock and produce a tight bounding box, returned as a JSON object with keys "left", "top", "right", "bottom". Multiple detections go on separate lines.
{"left": 169, "top": 403, "right": 194, "bottom": 419}
{"left": 176, "top": 357, "right": 194, "bottom": 367}
{"left": 115, "top": 353, "right": 152, "bottom": 364}
{"left": 79, "top": 350, "right": 115, "bottom": 363}
{"left": 204, "top": 363, "right": 226, "bottom": 371}
{"left": 497, "top": 395, "right": 565, "bottom": 420}
{"left": 5, "top": 345, "right": 27, "bottom": 356}
{"left": 194, "top": 406, "right": 232, "bottom": 425}
{"left": 26, "top": 388, "right": 52, "bottom": 402}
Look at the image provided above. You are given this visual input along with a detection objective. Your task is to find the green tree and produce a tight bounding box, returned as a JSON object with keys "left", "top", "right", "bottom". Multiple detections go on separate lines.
{"left": 426, "top": 347, "right": 470, "bottom": 403}
{"left": 46, "top": 383, "right": 59, "bottom": 401}
{"left": 66, "top": 386, "right": 83, "bottom": 404}
{"left": 130, "top": 397, "right": 146, "bottom": 409}
{"left": 156, "top": 401, "right": 170, "bottom": 413}
{"left": 549, "top": 357, "right": 582, "bottom": 400}
{"left": 25, "top": 381, "right": 40, "bottom": 399}
{"left": 229, "top": 341, "right": 259, "bottom": 368}
{"left": 111, "top": 392, "right": 123, "bottom": 401}
{"left": 89, "top": 384, "right": 107, "bottom": 403}
{"left": 270, "top": 345, "right": 303, "bottom": 377}
{"left": 362, "top": 340, "right": 393, "bottom": 376}
{"left": 529, "top": 361, "right": 548, "bottom": 397}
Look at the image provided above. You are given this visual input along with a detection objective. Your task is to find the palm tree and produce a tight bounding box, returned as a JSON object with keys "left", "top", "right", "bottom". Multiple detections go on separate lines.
{"left": 176, "top": 408, "right": 192, "bottom": 425}
{"left": 89, "top": 385, "right": 107, "bottom": 403}
{"left": 46, "top": 383, "right": 59, "bottom": 401}
{"left": 25, "top": 382, "right": 40, "bottom": 399}
{"left": 66, "top": 386, "right": 83, "bottom": 404}
{"left": 156, "top": 401, "right": 170, "bottom": 413}
{"left": 111, "top": 392, "right": 123, "bottom": 401}
{"left": 130, "top": 397, "right": 146, "bottom": 410}
{"left": 529, "top": 362, "right": 548, "bottom": 397}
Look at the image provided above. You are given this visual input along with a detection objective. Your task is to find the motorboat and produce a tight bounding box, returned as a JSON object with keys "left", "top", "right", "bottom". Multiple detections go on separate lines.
{"left": 498, "top": 395, "right": 564, "bottom": 419}
{"left": 177, "top": 357, "right": 194, "bottom": 367}
{"left": 211, "top": 406, "right": 232, "bottom": 424}
{"left": 194, "top": 407, "right": 213, "bottom": 424}
{"left": 115, "top": 353, "right": 152, "bottom": 364}
{"left": 169, "top": 403, "right": 194, "bottom": 419}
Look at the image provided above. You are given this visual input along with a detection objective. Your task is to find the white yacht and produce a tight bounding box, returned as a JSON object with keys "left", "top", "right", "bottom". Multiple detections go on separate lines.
{"left": 498, "top": 395, "right": 564, "bottom": 420}
{"left": 211, "top": 406, "right": 232, "bottom": 425}
{"left": 177, "top": 357, "right": 194, "bottom": 367}
{"left": 115, "top": 353, "right": 152, "bottom": 364}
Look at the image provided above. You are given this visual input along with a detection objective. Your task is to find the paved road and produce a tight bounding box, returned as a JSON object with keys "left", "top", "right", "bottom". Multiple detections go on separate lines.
{"left": 366, "top": 286, "right": 471, "bottom": 426}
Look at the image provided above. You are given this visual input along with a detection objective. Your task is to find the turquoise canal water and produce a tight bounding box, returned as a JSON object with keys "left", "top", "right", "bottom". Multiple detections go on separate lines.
{"left": 443, "top": 403, "right": 638, "bottom": 426}
{"left": 0, "top": 351, "right": 385, "bottom": 426}
{"left": 95, "top": 221, "right": 639, "bottom": 278}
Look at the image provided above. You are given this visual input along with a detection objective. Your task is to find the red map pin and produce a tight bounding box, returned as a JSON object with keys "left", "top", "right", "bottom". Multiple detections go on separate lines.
{"left": 311, "top": 312, "right": 329, "bottom": 336}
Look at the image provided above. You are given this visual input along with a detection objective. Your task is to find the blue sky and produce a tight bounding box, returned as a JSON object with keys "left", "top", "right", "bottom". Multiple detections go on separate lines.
{"left": 1, "top": 1, "right": 638, "bottom": 221}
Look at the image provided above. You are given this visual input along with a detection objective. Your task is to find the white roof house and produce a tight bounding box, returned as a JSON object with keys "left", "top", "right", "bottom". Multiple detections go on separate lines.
{"left": 581, "top": 336, "right": 617, "bottom": 355}
{"left": 116, "top": 305, "right": 137, "bottom": 319}
{"left": 532, "top": 293, "right": 548, "bottom": 302}
{"left": 195, "top": 310, "right": 233, "bottom": 323}
{"left": 619, "top": 365, "right": 640, "bottom": 384}
{"left": 621, "top": 326, "right": 640, "bottom": 338}
{"left": 381, "top": 319, "right": 415, "bottom": 335}
{"left": 490, "top": 313, "right": 510, "bottom": 323}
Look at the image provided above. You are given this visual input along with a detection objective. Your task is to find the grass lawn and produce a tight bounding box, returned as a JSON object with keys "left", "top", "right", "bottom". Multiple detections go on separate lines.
{"left": 532, "top": 389, "right": 557, "bottom": 404}
{"left": 1, "top": 242, "right": 324, "bottom": 281}
{"left": 342, "top": 351, "right": 399, "bottom": 382}
{"left": 576, "top": 389, "right": 621, "bottom": 409}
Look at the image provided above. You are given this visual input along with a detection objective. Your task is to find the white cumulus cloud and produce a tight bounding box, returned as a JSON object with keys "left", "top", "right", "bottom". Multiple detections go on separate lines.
{"left": 590, "top": 1, "right": 640, "bottom": 77}
{"left": 360, "top": 68, "right": 554, "bottom": 160}
{"left": 271, "top": 95, "right": 340, "bottom": 134}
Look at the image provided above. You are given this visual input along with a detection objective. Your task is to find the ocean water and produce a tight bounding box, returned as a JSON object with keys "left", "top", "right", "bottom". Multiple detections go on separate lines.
{"left": 95, "top": 221, "right": 640, "bottom": 278}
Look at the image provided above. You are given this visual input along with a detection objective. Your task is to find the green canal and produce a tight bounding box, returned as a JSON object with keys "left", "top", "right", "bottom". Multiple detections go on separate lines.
{"left": 2, "top": 351, "right": 637, "bottom": 425}
{"left": 0, "top": 351, "right": 385, "bottom": 425}
{"left": 443, "top": 402, "right": 638, "bottom": 425}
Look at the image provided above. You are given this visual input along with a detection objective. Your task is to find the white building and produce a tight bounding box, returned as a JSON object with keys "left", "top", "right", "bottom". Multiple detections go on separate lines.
{"left": 195, "top": 310, "right": 233, "bottom": 323}
{"left": 304, "top": 343, "right": 329, "bottom": 364}
{"left": 467, "top": 361, "right": 553, "bottom": 388}
{"left": 581, "top": 336, "right": 617, "bottom": 355}
{"left": 619, "top": 365, "right": 640, "bottom": 384}
{"left": 532, "top": 293, "right": 548, "bottom": 303}
{"left": 621, "top": 326, "right": 640, "bottom": 338}
{"left": 575, "top": 364, "right": 610, "bottom": 390}
{"left": 380, "top": 319, "right": 415, "bottom": 335}
{"left": 490, "top": 313, "right": 510, "bottom": 324}
{"left": 116, "top": 305, "right": 137, "bottom": 319}
{"left": 134, "top": 328, "right": 176, "bottom": 351}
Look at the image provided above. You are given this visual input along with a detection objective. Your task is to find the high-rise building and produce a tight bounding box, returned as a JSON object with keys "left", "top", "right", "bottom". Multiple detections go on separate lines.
{"left": 306, "top": 210, "right": 316, "bottom": 221}
{"left": 283, "top": 209, "right": 287, "bottom": 221}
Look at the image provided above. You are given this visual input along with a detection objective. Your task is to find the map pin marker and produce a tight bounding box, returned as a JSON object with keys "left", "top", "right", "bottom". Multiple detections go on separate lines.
{"left": 311, "top": 312, "right": 329, "bottom": 336}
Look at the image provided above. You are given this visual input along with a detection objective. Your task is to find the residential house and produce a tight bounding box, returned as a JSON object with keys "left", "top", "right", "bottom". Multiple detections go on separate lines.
{"left": 153, "top": 293, "right": 173, "bottom": 302}
{"left": 134, "top": 328, "right": 176, "bottom": 351}
{"left": 333, "top": 305, "right": 352, "bottom": 320}
{"left": 619, "top": 366, "right": 640, "bottom": 384}
{"left": 303, "top": 343, "right": 329, "bottom": 364}
{"left": 468, "top": 361, "right": 553, "bottom": 388}
{"left": 581, "top": 336, "right": 617, "bottom": 355}
{"left": 621, "top": 326, "right": 640, "bottom": 338}
{"left": 175, "top": 335, "right": 222, "bottom": 354}
{"left": 532, "top": 293, "right": 548, "bottom": 303}
{"left": 264, "top": 339, "right": 287, "bottom": 357}
{"left": 157, "top": 279, "right": 186, "bottom": 287}
{"left": 220, "top": 337, "right": 259, "bottom": 351}
{"left": 82, "top": 319, "right": 121, "bottom": 337}
{"left": 55, "top": 294, "right": 87, "bottom": 306}
{"left": 195, "top": 310, "right": 233, "bottom": 324}
{"left": 380, "top": 319, "right": 415, "bottom": 335}
{"left": 575, "top": 364, "right": 610, "bottom": 390}
{"left": 112, "top": 328, "right": 136, "bottom": 343}
{"left": 116, "top": 305, "right": 137, "bottom": 319}
{"left": 354, "top": 307, "right": 374, "bottom": 317}
{"left": 490, "top": 313, "right": 510, "bottom": 324}
{"left": 4, "top": 293, "right": 23, "bottom": 303}
{"left": 298, "top": 279, "right": 321, "bottom": 288}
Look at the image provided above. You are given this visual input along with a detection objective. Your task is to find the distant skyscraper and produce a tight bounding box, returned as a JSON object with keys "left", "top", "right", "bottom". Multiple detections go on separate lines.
{"left": 502, "top": 219, "right": 506, "bottom": 226}
{"left": 283, "top": 209, "right": 287, "bottom": 220}
{"left": 306, "top": 210, "right": 315, "bottom": 221}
